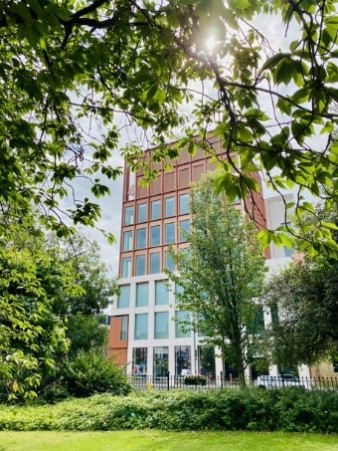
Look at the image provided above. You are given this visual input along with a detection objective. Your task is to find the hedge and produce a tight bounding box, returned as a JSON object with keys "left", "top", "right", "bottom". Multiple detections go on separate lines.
{"left": 0, "top": 388, "right": 337, "bottom": 433}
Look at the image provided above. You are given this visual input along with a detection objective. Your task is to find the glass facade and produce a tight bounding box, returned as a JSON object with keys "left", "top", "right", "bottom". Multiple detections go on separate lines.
{"left": 124, "top": 206, "right": 134, "bottom": 225}
{"left": 135, "top": 255, "right": 146, "bottom": 276}
{"left": 155, "top": 281, "right": 169, "bottom": 305}
{"left": 117, "top": 285, "right": 130, "bottom": 308}
{"left": 165, "top": 197, "right": 175, "bottom": 217}
{"left": 175, "top": 346, "right": 191, "bottom": 375}
{"left": 136, "top": 283, "right": 148, "bottom": 307}
{"left": 150, "top": 252, "right": 160, "bottom": 274}
{"left": 179, "top": 219, "right": 190, "bottom": 242}
{"left": 154, "top": 312, "right": 169, "bottom": 339}
{"left": 138, "top": 203, "right": 147, "bottom": 223}
{"left": 164, "top": 222, "right": 175, "bottom": 244}
{"left": 151, "top": 200, "right": 161, "bottom": 220}
{"left": 134, "top": 313, "right": 148, "bottom": 340}
{"left": 132, "top": 347, "right": 147, "bottom": 375}
{"left": 136, "top": 228, "right": 146, "bottom": 249}
{"left": 121, "top": 257, "right": 131, "bottom": 277}
{"left": 179, "top": 194, "right": 189, "bottom": 215}
{"left": 120, "top": 315, "right": 128, "bottom": 341}
{"left": 123, "top": 231, "right": 133, "bottom": 251}
{"left": 150, "top": 225, "right": 161, "bottom": 246}
{"left": 153, "top": 346, "right": 168, "bottom": 376}
{"left": 175, "top": 311, "right": 191, "bottom": 338}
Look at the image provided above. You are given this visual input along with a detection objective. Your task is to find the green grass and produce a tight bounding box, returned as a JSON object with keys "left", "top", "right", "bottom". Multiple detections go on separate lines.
{"left": 0, "top": 431, "right": 337, "bottom": 451}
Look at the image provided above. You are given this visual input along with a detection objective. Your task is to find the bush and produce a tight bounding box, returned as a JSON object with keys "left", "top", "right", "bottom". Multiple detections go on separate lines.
{"left": 184, "top": 375, "right": 206, "bottom": 386}
{"left": 63, "top": 351, "right": 131, "bottom": 397}
{"left": 0, "top": 388, "right": 337, "bottom": 433}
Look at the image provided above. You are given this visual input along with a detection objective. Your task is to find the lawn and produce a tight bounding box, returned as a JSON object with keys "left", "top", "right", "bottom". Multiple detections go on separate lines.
{"left": 0, "top": 431, "right": 337, "bottom": 451}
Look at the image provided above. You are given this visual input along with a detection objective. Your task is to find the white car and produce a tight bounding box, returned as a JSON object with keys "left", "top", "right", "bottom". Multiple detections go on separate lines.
{"left": 254, "top": 374, "right": 305, "bottom": 389}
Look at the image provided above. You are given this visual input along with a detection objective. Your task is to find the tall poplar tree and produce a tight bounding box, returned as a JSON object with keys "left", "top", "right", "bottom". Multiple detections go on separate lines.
{"left": 167, "top": 176, "right": 267, "bottom": 386}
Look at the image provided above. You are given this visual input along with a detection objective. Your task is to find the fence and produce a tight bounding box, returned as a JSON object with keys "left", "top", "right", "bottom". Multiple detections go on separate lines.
{"left": 127, "top": 373, "right": 338, "bottom": 392}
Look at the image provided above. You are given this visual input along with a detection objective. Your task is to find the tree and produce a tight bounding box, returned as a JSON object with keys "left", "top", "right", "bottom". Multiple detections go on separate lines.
{"left": 0, "top": 1, "right": 338, "bottom": 255}
{"left": 265, "top": 202, "right": 338, "bottom": 367}
{"left": 0, "top": 220, "right": 117, "bottom": 401}
{"left": 167, "top": 176, "right": 267, "bottom": 386}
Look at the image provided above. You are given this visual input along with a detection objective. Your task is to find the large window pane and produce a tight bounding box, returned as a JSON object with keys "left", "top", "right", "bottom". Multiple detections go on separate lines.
{"left": 198, "top": 346, "right": 215, "bottom": 377}
{"left": 179, "top": 194, "right": 189, "bottom": 215}
{"left": 164, "top": 252, "right": 175, "bottom": 271}
{"left": 134, "top": 313, "right": 148, "bottom": 340}
{"left": 150, "top": 225, "right": 161, "bottom": 246}
{"left": 135, "top": 255, "right": 146, "bottom": 276}
{"left": 155, "top": 281, "right": 169, "bottom": 305}
{"left": 136, "top": 283, "right": 149, "bottom": 307}
{"left": 124, "top": 206, "right": 134, "bottom": 225}
{"left": 175, "top": 346, "right": 191, "bottom": 376}
{"left": 117, "top": 285, "right": 130, "bottom": 308}
{"left": 165, "top": 197, "right": 175, "bottom": 217}
{"left": 165, "top": 223, "right": 175, "bottom": 244}
{"left": 175, "top": 311, "right": 191, "bottom": 338}
{"left": 120, "top": 316, "right": 129, "bottom": 340}
{"left": 153, "top": 346, "right": 168, "bottom": 376}
{"left": 151, "top": 200, "right": 161, "bottom": 220}
{"left": 121, "top": 257, "right": 131, "bottom": 277}
{"left": 154, "top": 312, "right": 169, "bottom": 339}
{"left": 136, "top": 228, "right": 146, "bottom": 249}
{"left": 123, "top": 231, "right": 133, "bottom": 251}
{"left": 150, "top": 253, "right": 160, "bottom": 274}
{"left": 138, "top": 203, "right": 147, "bottom": 223}
{"left": 132, "top": 348, "right": 147, "bottom": 375}
{"left": 179, "top": 219, "right": 190, "bottom": 242}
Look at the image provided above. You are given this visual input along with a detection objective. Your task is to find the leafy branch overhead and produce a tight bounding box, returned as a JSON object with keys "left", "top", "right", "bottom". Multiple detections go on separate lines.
{"left": 0, "top": 0, "right": 338, "bottom": 254}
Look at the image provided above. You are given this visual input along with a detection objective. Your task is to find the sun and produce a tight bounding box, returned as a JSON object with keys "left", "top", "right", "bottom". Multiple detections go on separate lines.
{"left": 205, "top": 35, "right": 217, "bottom": 53}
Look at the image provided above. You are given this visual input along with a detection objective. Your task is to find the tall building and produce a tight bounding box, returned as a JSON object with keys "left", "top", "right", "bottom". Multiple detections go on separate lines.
{"left": 107, "top": 138, "right": 275, "bottom": 377}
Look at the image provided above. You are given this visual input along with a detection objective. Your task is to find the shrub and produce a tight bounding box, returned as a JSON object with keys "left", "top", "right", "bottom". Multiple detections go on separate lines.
{"left": 184, "top": 375, "right": 207, "bottom": 386}
{"left": 63, "top": 351, "right": 131, "bottom": 397}
{"left": 0, "top": 389, "right": 337, "bottom": 433}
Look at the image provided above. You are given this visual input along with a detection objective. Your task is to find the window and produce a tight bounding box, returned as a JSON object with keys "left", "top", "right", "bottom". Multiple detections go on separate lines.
{"left": 120, "top": 316, "right": 128, "bottom": 341}
{"left": 117, "top": 285, "right": 130, "bottom": 308}
{"left": 154, "top": 312, "right": 169, "bottom": 339}
{"left": 153, "top": 346, "right": 168, "bottom": 376}
{"left": 155, "top": 281, "right": 169, "bottom": 305}
{"left": 138, "top": 203, "right": 147, "bottom": 223}
{"left": 175, "top": 346, "right": 191, "bottom": 376}
{"left": 175, "top": 311, "right": 191, "bottom": 338}
{"left": 136, "top": 228, "right": 146, "bottom": 249}
{"left": 164, "top": 251, "right": 175, "bottom": 271}
{"left": 134, "top": 313, "right": 148, "bottom": 340}
{"left": 136, "top": 283, "right": 148, "bottom": 307}
{"left": 247, "top": 306, "right": 265, "bottom": 334}
{"left": 150, "top": 225, "right": 161, "bottom": 246}
{"left": 283, "top": 247, "right": 294, "bottom": 257}
{"left": 165, "top": 222, "right": 175, "bottom": 244}
{"left": 150, "top": 253, "right": 160, "bottom": 274}
{"left": 124, "top": 206, "right": 134, "bottom": 225}
{"left": 123, "top": 231, "right": 133, "bottom": 251}
{"left": 121, "top": 257, "right": 131, "bottom": 278}
{"left": 133, "top": 348, "right": 147, "bottom": 375}
{"left": 151, "top": 200, "right": 161, "bottom": 220}
{"left": 165, "top": 197, "right": 175, "bottom": 217}
{"left": 135, "top": 255, "right": 146, "bottom": 276}
{"left": 179, "top": 219, "right": 190, "bottom": 242}
{"left": 179, "top": 194, "right": 189, "bottom": 214}
{"left": 198, "top": 346, "right": 215, "bottom": 377}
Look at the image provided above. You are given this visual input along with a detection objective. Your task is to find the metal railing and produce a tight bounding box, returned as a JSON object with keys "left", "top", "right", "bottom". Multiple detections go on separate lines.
{"left": 127, "top": 373, "right": 338, "bottom": 392}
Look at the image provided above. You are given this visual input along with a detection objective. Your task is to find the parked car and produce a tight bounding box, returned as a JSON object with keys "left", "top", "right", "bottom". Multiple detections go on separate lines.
{"left": 254, "top": 374, "right": 305, "bottom": 389}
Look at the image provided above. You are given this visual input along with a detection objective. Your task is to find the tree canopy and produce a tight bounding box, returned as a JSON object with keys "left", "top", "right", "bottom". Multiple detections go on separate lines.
{"left": 0, "top": 0, "right": 338, "bottom": 254}
{"left": 264, "top": 202, "right": 338, "bottom": 367}
{"left": 167, "top": 176, "right": 267, "bottom": 385}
